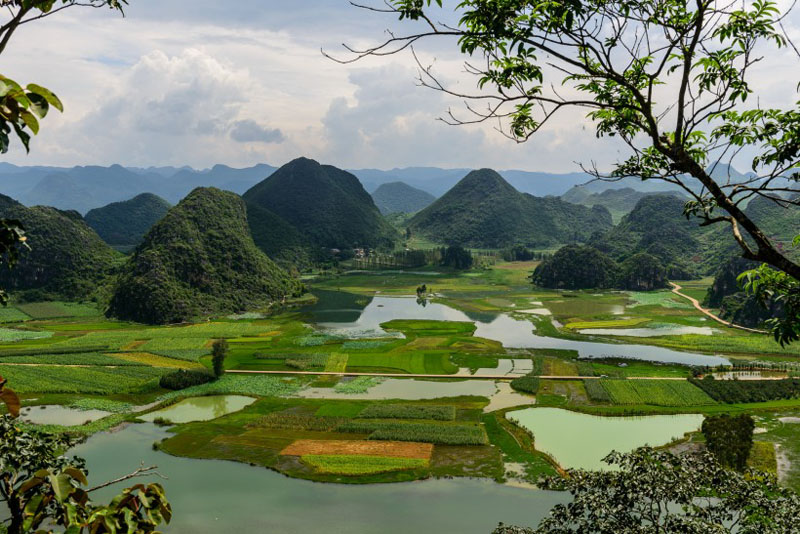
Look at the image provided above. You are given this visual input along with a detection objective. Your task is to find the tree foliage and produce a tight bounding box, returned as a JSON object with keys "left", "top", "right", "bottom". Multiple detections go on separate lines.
{"left": 532, "top": 245, "right": 618, "bottom": 289}
{"left": 0, "top": 415, "right": 170, "bottom": 534}
{"left": 493, "top": 447, "right": 800, "bottom": 534}
{"left": 440, "top": 245, "right": 473, "bottom": 270}
{"left": 211, "top": 339, "right": 228, "bottom": 378}
{"left": 702, "top": 414, "right": 754, "bottom": 471}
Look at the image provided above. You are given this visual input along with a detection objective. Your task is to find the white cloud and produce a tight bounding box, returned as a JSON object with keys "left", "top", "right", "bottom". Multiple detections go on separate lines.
{"left": 229, "top": 119, "right": 285, "bottom": 144}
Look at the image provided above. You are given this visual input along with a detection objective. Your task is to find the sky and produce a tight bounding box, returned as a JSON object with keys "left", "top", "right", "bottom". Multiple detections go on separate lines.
{"left": 2, "top": 0, "right": 799, "bottom": 172}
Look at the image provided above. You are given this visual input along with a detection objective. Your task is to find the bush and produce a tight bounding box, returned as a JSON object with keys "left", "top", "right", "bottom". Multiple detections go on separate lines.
{"left": 690, "top": 376, "right": 800, "bottom": 404}
{"left": 158, "top": 369, "right": 215, "bottom": 391}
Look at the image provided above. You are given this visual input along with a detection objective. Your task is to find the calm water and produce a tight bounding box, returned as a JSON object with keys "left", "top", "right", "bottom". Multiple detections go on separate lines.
{"left": 308, "top": 293, "right": 728, "bottom": 366}
{"left": 20, "top": 405, "right": 111, "bottom": 426}
{"left": 139, "top": 395, "right": 256, "bottom": 424}
{"left": 577, "top": 325, "right": 714, "bottom": 337}
{"left": 70, "top": 424, "right": 566, "bottom": 534}
{"left": 508, "top": 408, "right": 704, "bottom": 470}
{"left": 299, "top": 378, "right": 498, "bottom": 400}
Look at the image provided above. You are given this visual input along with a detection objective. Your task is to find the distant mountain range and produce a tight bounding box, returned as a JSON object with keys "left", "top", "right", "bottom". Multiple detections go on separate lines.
{"left": 371, "top": 182, "right": 436, "bottom": 214}
{"left": 408, "top": 169, "right": 613, "bottom": 248}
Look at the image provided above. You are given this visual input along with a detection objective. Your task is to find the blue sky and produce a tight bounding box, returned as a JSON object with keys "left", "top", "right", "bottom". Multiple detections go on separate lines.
{"left": 2, "top": 1, "right": 798, "bottom": 172}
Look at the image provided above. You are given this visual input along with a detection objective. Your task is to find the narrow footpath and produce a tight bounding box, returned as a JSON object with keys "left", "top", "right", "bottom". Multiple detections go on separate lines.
{"left": 669, "top": 282, "right": 767, "bottom": 334}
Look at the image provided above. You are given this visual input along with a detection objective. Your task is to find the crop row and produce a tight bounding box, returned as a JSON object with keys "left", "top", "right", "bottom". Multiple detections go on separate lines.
{"left": 0, "top": 352, "right": 142, "bottom": 366}
{"left": 583, "top": 379, "right": 611, "bottom": 402}
{"left": 601, "top": 380, "right": 715, "bottom": 406}
{"left": 337, "top": 420, "right": 488, "bottom": 445}
{"left": 357, "top": 404, "right": 456, "bottom": 421}
{"left": 0, "top": 364, "right": 168, "bottom": 394}
{"left": 249, "top": 413, "right": 347, "bottom": 432}
{"left": 301, "top": 454, "right": 427, "bottom": 475}
{"left": 689, "top": 377, "right": 800, "bottom": 404}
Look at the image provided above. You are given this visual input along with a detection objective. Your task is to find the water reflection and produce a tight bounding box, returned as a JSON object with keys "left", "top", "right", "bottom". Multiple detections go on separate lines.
{"left": 140, "top": 395, "right": 256, "bottom": 424}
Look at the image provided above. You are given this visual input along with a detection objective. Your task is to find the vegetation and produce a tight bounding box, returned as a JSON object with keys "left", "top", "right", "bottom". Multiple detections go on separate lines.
{"left": 408, "top": 169, "right": 611, "bottom": 248}
{"left": 211, "top": 339, "right": 228, "bottom": 377}
{"left": 107, "top": 187, "right": 303, "bottom": 324}
{"left": 158, "top": 369, "right": 215, "bottom": 391}
{"left": 0, "top": 198, "right": 119, "bottom": 301}
{"left": 440, "top": 246, "right": 473, "bottom": 270}
{"left": 702, "top": 414, "right": 755, "bottom": 471}
{"left": 0, "top": 415, "right": 170, "bottom": 534}
{"left": 532, "top": 245, "right": 618, "bottom": 289}
{"left": 244, "top": 157, "right": 396, "bottom": 252}
{"left": 84, "top": 193, "right": 171, "bottom": 249}
{"left": 494, "top": 448, "right": 800, "bottom": 534}
{"left": 301, "top": 454, "right": 427, "bottom": 475}
{"left": 371, "top": 181, "right": 436, "bottom": 215}
{"left": 337, "top": 420, "right": 489, "bottom": 445}
{"left": 600, "top": 380, "right": 716, "bottom": 407}
{"left": 356, "top": 404, "right": 456, "bottom": 421}
{"left": 510, "top": 373, "right": 540, "bottom": 395}
{"left": 690, "top": 377, "right": 800, "bottom": 404}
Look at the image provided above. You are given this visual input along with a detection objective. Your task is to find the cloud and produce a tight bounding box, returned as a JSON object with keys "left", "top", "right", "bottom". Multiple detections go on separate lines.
{"left": 229, "top": 119, "right": 285, "bottom": 144}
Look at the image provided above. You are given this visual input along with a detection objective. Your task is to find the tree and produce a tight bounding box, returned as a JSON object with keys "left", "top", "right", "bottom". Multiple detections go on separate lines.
{"left": 440, "top": 246, "right": 473, "bottom": 269}
{"left": 337, "top": 0, "right": 800, "bottom": 340}
{"left": 0, "top": 415, "right": 171, "bottom": 534}
{"left": 532, "top": 245, "right": 617, "bottom": 289}
{"left": 493, "top": 447, "right": 800, "bottom": 534}
{"left": 617, "top": 252, "right": 667, "bottom": 291}
{"left": 702, "top": 414, "right": 755, "bottom": 471}
{"left": 211, "top": 339, "right": 228, "bottom": 378}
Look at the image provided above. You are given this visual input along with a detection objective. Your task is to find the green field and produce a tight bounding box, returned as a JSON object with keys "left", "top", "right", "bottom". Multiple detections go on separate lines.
{"left": 600, "top": 380, "right": 716, "bottom": 407}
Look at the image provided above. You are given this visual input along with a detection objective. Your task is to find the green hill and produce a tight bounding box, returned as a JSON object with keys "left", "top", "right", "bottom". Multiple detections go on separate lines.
{"left": 244, "top": 157, "right": 397, "bottom": 251}
{"left": 85, "top": 193, "right": 171, "bottom": 250}
{"left": 407, "top": 169, "right": 612, "bottom": 248}
{"left": 107, "top": 187, "right": 303, "bottom": 324}
{"left": 0, "top": 195, "right": 120, "bottom": 301}
{"left": 562, "top": 187, "right": 685, "bottom": 222}
{"left": 371, "top": 181, "right": 436, "bottom": 214}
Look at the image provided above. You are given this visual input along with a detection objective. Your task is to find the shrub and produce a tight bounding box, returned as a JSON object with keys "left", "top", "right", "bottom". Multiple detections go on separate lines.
{"left": 690, "top": 377, "right": 800, "bottom": 404}
{"left": 159, "top": 369, "right": 215, "bottom": 391}
{"left": 702, "top": 414, "right": 755, "bottom": 471}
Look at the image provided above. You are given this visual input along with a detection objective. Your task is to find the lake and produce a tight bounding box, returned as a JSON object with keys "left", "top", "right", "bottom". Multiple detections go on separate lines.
{"left": 139, "top": 395, "right": 257, "bottom": 424}
{"left": 309, "top": 293, "right": 729, "bottom": 366}
{"left": 507, "top": 408, "right": 704, "bottom": 470}
{"left": 71, "top": 424, "right": 567, "bottom": 534}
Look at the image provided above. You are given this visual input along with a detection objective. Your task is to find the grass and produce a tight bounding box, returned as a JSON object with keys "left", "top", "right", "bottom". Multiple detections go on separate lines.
{"left": 156, "top": 374, "right": 301, "bottom": 402}
{"left": 748, "top": 441, "right": 778, "bottom": 474}
{"left": 70, "top": 398, "right": 134, "bottom": 413}
{"left": 601, "top": 380, "right": 716, "bottom": 407}
{"left": 626, "top": 291, "right": 692, "bottom": 309}
{"left": 0, "top": 328, "right": 53, "bottom": 342}
{"left": 0, "top": 364, "right": 167, "bottom": 394}
{"left": 0, "top": 352, "right": 140, "bottom": 366}
{"left": 301, "top": 455, "right": 427, "bottom": 475}
{"left": 16, "top": 301, "right": 101, "bottom": 319}
{"left": 333, "top": 377, "right": 381, "bottom": 394}
{"left": 0, "top": 307, "right": 30, "bottom": 323}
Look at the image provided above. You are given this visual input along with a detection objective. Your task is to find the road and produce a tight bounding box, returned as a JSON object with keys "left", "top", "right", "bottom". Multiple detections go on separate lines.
{"left": 669, "top": 282, "right": 767, "bottom": 334}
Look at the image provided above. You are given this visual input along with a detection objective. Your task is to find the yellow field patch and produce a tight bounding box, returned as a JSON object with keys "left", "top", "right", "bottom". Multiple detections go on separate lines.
{"left": 405, "top": 337, "right": 448, "bottom": 349}
{"left": 113, "top": 352, "right": 201, "bottom": 369}
{"left": 281, "top": 439, "right": 434, "bottom": 460}
{"left": 121, "top": 340, "right": 146, "bottom": 350}
{"left": 543, "top": 357, "right": 578, "bottom": 376}
{"left": 564, "top": 318, "right": 649, "bottom": 329}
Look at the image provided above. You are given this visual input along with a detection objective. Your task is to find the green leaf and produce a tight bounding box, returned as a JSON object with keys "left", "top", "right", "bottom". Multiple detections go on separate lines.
{"left": 28, "top": 93, "right": 49, "bottom": 119}
{"left": 19, "top": 110, "right": 39, "bottom": 134}
{"left": 26, "top": 83, "right": 63, "bottom": 112}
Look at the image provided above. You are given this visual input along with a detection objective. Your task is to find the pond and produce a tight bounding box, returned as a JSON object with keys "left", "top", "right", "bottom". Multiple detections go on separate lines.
{"left": 576, "top": 325, "right": 714, "bottom": 337}
{"left": 307, "top": 293, "right": 729, "bottom": 366}
{"left": 507, "top": 408, "right": 704, "bottom": 470}
{"left": 139, "top": 396, "right": 256, "bottom": 424}
{"left": 19, "top": 405, "right": 111, "bottom": 426}
{"left": 298, "top": 378, "right": 498, "bottom": 400}
{"left": 70, "top": 424, "right": 567, "bottom": 534}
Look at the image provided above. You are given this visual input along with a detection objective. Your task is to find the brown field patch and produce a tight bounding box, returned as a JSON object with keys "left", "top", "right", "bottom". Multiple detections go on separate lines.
{"left": 113, "top": 352, "right": 201, "bottom": 369}
{"left": 121, "top": 340, "right": 146, "bottom": 350}
{"left": 281, "top": 439, "right": 434, "bottom": 459}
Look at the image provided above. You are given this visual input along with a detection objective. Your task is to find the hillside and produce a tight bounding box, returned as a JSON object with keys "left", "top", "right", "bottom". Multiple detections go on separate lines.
{"left": 371, "top": 182, "right": 436, "bottom": 214}
{"left": 562, "top": 187, "right": 685, "bottom": 222}
{"left": 0, "top": 196, "right": 120, "bottom": 300}
{"left": 244, "top": 157, "right": 396, "bottom": 251}
{"left": 407, "top": 169, "right": 613, "bottom": 248}
{"left": 85, "top": 193, "right": 172, "bottom": 250}
{"left": 107, "top": 187, "right": 303, "bottom": 324}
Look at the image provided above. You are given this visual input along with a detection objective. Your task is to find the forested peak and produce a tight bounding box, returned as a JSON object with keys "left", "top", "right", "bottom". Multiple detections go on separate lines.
{"left": 619, "top": 194, "right": 690, "bottom": 231}
{"left": 0, "top": 193, "right": 21, "bottom": 210}
{"left": 448, "top": 168, "right": 517, "bottom": 197}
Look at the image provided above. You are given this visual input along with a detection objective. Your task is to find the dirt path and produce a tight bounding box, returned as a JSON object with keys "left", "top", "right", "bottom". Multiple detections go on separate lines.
{"left": 669, "top": 282, "right": 767, "bottom": 334}
{"left": 227, "top": 369, "right": 690, "bottom": 381}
